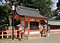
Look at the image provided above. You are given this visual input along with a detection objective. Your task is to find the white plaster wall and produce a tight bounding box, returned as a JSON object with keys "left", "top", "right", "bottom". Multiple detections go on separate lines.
{"left": 29, "top": 31, "right": 40, "bottom": 34}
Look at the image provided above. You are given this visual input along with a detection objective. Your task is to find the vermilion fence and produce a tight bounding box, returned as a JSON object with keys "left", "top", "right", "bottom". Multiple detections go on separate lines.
{"left": 0, "top": 30, "right": 22, "bottom": 39}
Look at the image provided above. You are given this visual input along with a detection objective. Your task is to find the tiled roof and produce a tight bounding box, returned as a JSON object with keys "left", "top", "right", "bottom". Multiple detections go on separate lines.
{"left": 48, "top": 20, "right": 60, "bottom": 25}
{"left": 16, "top": 6, "right": 47, "bottom": 18}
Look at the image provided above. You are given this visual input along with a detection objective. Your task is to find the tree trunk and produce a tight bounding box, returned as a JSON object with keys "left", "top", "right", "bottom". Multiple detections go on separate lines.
{"left": 9, "top": 15, "right": 12, "bottom": 26}
{"left": 8, "top": 15, "right": 13, "bottom": 30}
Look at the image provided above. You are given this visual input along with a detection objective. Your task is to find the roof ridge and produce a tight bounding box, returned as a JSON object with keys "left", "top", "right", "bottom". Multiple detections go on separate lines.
{"left": 16, "top": 6, "right": 39, "bottom": 12}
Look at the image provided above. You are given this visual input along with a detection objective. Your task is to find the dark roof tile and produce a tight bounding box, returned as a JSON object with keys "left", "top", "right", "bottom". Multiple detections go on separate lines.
{"left": 16, "top": 6, "right": 47, "bottom": 18}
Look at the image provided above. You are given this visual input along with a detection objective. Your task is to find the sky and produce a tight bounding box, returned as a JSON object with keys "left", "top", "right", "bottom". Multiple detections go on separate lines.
{"left": 52, "top": 0, "right": 58, "bottom": 10}
{"left": 0, "top": 0, "right": 58, "bottom": 10}
{"left": 0, "top": 0, "right": 6, "bottom": 5}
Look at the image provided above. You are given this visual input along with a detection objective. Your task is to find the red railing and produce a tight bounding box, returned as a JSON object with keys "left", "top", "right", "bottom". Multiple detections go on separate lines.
{"left": 0, "top": 30, "right": 22, "bottom": 39}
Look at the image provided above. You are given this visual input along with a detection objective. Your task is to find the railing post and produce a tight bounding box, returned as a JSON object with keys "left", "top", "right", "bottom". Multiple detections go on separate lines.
{"left": 14, "top": 30, "right": 17, "bottom": 38}
{"left": 7, "top": 30, "right": 8, "bottom": 38}
{"left": 19, "top": 30, "right": 22, "bottom": 39}
{"left": 16, "top": 30, "right": 17, "bottom": 37}
{"left": 2, "top": 30, "right": 3, "bottom": 39}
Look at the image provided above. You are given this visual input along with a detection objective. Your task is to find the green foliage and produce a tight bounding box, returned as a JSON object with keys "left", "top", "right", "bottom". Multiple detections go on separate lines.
{"left": 57, "top": 0, "right": 60, "bottom": 10}
{"left": 0, "top": 0, "right": 53, "bottom": 25}
{"left": 54, "top": 0, "right": 60, "bottom": 20}
{"left": 14, "top": 19, "right": 20, "bottom": 26}
{"left": 23, "top": 0, "right": 36, "bottom": 8}
{"left": 0, "top": 0, "right": 2, "bottom": 2}
{"left": 34, "top": 0, "right": 53, "bottom": 17}
{"left": 52, "top": 9, "right": 60, "bottom": 20}
{"left": 22, "top": 0, "right": 53, "bottom": 17}
{"left": 0, "top": 4, "right": 12, "bottom": 25}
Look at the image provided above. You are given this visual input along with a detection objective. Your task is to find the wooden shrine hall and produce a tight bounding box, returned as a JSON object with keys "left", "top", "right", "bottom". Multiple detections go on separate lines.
{"left": 14, "top": 6, "right": 48, "bottom": 36}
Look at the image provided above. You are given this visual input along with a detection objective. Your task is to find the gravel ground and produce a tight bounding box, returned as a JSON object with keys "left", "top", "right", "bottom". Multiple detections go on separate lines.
{"left": 0, "top": 34, "right": 60, "bottom": 43}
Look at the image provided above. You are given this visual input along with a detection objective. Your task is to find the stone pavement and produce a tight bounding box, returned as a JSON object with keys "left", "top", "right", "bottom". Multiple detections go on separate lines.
{"left": 0, "top": 34, "right": 60, "bottom": 43}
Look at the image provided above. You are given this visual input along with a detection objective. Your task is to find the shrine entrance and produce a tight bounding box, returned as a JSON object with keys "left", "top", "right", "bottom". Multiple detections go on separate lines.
{"left": 14, "top": 6, "right": 48, "bottom": 37}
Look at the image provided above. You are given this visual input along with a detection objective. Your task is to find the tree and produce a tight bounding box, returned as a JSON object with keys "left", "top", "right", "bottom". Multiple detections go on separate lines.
{"left": 0, "top": 0, "right": 20, "bottom": 26}
{"left": 55, "top": 0, "right": 60, "bottom": 20}
{"left": 33, "top": 0, "right": 53, "bottom": 17}
{"left": 22, "top": 0, "right": 37, "bottom": 8}
{"left": 0, "top": 4, "right": 12, "bottom": 30}
{"left": 0, "top": 4, "right": 12, "bottom": 24}
{"left": 22, "top": 0, "right": 53, "bottom": 17}
{"left": 0, "top": 0, "right": 53, "bottom": 26}
{"left": 57, "top": 0, "right": 60, "bottom": 10}
{"left": 0, "top": 0, "right": 12, "bottom": 26}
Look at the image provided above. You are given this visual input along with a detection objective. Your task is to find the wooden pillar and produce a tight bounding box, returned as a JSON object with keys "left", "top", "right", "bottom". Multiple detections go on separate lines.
{"left": 18, "top": 18, "right": 22, "bottom": 39}
{"left": 24, "top": 18, "right": 26, "bottom": 33}
{"left": 47, "top": 20, "right": 48, "bottom": 31}
{"left": 38, "top": 20, "right": 40, "bottom": 34}
{"left": 28, "top": 19, "right": 30, "bottom": 36}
